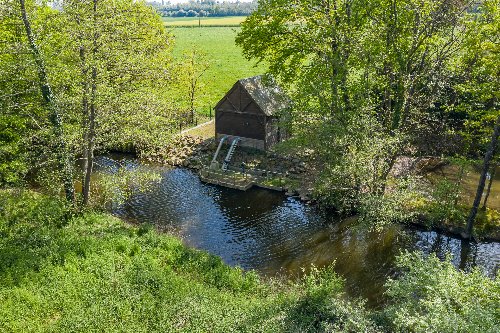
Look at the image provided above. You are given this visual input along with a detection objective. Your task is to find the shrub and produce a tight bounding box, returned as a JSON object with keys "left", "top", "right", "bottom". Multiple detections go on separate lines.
{"left": 383, "top": 252, "right": 500, "bottom": 333}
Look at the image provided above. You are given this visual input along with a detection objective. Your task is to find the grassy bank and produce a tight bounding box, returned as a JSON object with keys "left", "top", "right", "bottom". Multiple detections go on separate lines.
{"left": 0, "top": 190, "right": 375, "bottom": 332}
{"left": 170, "top": 27, "right": 266, "bottom": 114}
{"left": 0, "top": 190, "right": 497, "bottom": 332}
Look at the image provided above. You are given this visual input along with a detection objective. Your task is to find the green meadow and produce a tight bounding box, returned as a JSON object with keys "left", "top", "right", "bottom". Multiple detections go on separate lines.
{"left": 163, "top": 16, "right": 246, "bottom": 27}
{"left": 169, "top": 26, "right": 266, "bottom": 115}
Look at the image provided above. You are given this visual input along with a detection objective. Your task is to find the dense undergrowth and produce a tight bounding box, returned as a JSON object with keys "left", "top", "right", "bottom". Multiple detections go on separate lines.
{"left": 0, "top": 190, "right": 498, "bottom": 332}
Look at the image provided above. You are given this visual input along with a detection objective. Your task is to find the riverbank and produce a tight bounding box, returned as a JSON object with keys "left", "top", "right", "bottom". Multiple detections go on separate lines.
{"left": 1, "top": 189, "right": 498, "bottom": 332}
{"left": 141, "top": 132, "right": 314, "bottom": 199}
{"left": 0, "top": 190, "right": 376, "bottom": 332}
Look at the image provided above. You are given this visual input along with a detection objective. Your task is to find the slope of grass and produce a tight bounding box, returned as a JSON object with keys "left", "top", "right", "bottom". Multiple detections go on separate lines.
{"left": 170, "top": 27, "right": 266, "bottom": 115}
{"left": 1, "top": 190, "right": 498, "bottom": 332}
{"left": 0, "top": 190, "right": 377, "bottom": 332}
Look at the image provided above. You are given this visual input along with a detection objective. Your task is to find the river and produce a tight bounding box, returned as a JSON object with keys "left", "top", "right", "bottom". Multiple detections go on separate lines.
{"left": 97, "top": 156, "right": 500, "bottom": 308}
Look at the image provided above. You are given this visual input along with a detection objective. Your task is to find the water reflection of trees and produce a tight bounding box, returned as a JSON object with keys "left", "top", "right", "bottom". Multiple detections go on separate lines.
{"left": 111, "top": 167, "right": 499, "bottom": 303}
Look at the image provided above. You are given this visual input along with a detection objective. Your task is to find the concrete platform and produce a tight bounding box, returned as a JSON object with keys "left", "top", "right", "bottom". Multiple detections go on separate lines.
{"left": 199, "top": 167, "right": 285, "bottom": 192}
{"left": 199, "top": 168, "right": 255, "bottom": 191}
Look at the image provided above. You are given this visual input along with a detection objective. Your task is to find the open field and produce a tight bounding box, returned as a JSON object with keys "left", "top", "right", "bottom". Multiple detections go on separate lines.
{"left": 163, "top": 16, "right": 246, "bottom": 27}
{"left": 170, "top": 26, "right": 267, "bottom": 115}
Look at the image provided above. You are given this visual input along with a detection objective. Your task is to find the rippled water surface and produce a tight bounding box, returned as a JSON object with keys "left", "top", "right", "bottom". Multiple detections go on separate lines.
{"left": 98, "top": 156, "right": 500, "bottom": 307}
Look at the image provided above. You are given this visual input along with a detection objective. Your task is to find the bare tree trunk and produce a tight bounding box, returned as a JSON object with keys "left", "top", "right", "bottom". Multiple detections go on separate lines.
{"left": 465, "top": 114, "right": 500, "bottom": 239}
{"left": 190, "top": 78, "right": 195, "bottom": 124}
{"left": 79, "top": 44, "right": 90, "bottom": 197}
{"left": 83, "top": 0, "right": 98, "bottom": 206}
{"left": 83, "top": 66, "right": 96, "bottom": 205}
{"left": 19, "top": 0, "right": 75, "bottom": 202}
{"left": 482, "top": 164, "right": 496, "bottom": 210}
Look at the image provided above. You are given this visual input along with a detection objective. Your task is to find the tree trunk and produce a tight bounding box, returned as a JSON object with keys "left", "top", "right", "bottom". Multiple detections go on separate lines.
{"left": 465, "top": 114, "right": 500, "bottom": 238}
{"left": 19, "top": 0, "right": 75, "bottom": 202}
{"left": 83, "top": 0, "right": 98, "bottom": 206}
{"left": 83, "top": 66, "right": 96, "bottom": 206}
{"left": 80, "top": 44, "right": 90, "bottom": 200}
{"left": 482, "top": 164, "right": 496, "bottom": 210}
{"left": 190, "top": 78, "right": 195, "bottom": 124}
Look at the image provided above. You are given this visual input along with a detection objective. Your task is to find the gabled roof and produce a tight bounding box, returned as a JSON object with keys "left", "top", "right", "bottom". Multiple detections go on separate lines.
{"left": 214, "top": 75, "right": 288, "bottom": 117}
{"left": 237, "top": 75, "right": 289, "bottom": 116}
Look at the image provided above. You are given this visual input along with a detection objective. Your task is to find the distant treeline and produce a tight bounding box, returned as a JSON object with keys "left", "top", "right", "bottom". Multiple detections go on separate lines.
{"left": 150, "top": 0, "right": 257, "bottom": 17}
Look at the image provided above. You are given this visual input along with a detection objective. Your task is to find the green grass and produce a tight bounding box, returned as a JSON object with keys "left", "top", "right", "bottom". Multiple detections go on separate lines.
{"left": 1, "top": 190, "right": 497, "bottom": 332}
{"left": 163, "top": 16, "right": 246, "bottom": 27}
{"left": 170, "top": 27, "right": 266, "bottom": 115}
{"left": 181, "top": 120, "right": 214, "bottom": 139}
{"left": 0, "top": 190, "right": 377, "bottom": 332}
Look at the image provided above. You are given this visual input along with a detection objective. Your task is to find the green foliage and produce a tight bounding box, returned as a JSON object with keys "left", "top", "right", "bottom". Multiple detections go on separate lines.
{"left": 237, "top": 0, "right": 468, "bottom": 222}
{"left": 446, "top": 0, "right": 500, "bottom": 161}
{"left": 290, "top": 266, "right": 378, "bottom": 332}
{"left": 0, "top": 116, "right": 27, "bottom": 186}
{"left": 425, "top": 179, "right": 466, "bottom": 226}
{"left": 0, "top": 0, "right": 182, "bottom": 196}
{"left": 171, "top": 47, "right": 210, "bottom": 120}
{"left": 156, "top": 1, "right": 256, "bottom": 18}
{"left": 1, "top": 192, "right": 498, "bottom": 332}
{"left": 473, "top": 208, "right": 500, "bottom": 238}
{"left": 384, "top": 252, "right": 500, "bottom": 333}
{"left": 0, "top": 190, "right": 379, "bottom": 332}
{"left": 57, "top": 0, "right": 177, "bottom": 152}
{"left": 92, "top": 166, "right": 162, "bottom": 209}
{"left": 358, "top": 178, "right": 423, "bottom": 230}
{"left": 0, "top": 1, "right": 44, "bottom": 188}
{"left": 234, "top": 0, "right": 492, "bottom": 241}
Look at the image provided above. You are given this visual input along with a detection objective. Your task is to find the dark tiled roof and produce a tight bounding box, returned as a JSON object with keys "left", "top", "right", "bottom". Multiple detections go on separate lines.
{"left": 238, "top": 75, "right": 289, "bottom": 116}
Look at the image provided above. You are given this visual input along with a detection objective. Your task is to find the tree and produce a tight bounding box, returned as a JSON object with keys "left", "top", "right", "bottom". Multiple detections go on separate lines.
{"left": 456, "top": 0, "right": 500, "bottom": 238}
{"left": 17, "top": 0, "right": 75, "bottom": 202}
{"left": 1, "top": 0, "right": 176, "bottom": 206}
{"left": 0, "top": 3, "right": 32, "bottom": 187}
{"left": 59, "top": 0, "right": 175, "bottom": 205}
{"left": 236, "top": 0, "right": 467, "bottom": 214}
{"left": 175, "top": 48, "right": 210, "bottom": 124}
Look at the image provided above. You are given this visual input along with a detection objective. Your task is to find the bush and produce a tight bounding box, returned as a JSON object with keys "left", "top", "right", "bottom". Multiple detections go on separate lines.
{"left": 383, "top": 252, "right": 500, "bottom": 333}
{"left": 425, "top": 179, "right": 466, "bottom": 226}
{"left": 0, "top": 116, "right": 27, "bottom": 187}
{"left": 358, "top": 177, "right": 423, "bottom": 230}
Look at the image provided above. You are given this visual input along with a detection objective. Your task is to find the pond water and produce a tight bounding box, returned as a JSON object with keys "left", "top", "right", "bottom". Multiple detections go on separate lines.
{"left": 98, "top": 156, "right": 500, "bottom": 308}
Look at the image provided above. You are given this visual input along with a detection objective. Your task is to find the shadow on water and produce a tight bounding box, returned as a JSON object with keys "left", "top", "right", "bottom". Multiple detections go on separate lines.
{"left": 97, "top": 156, "right": 500, "bottom": 308}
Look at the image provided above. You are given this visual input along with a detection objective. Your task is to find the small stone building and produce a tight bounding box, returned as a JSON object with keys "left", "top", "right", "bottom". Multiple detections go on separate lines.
{"left": 214, "top": 75, "right": 288, "bottom": 150}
